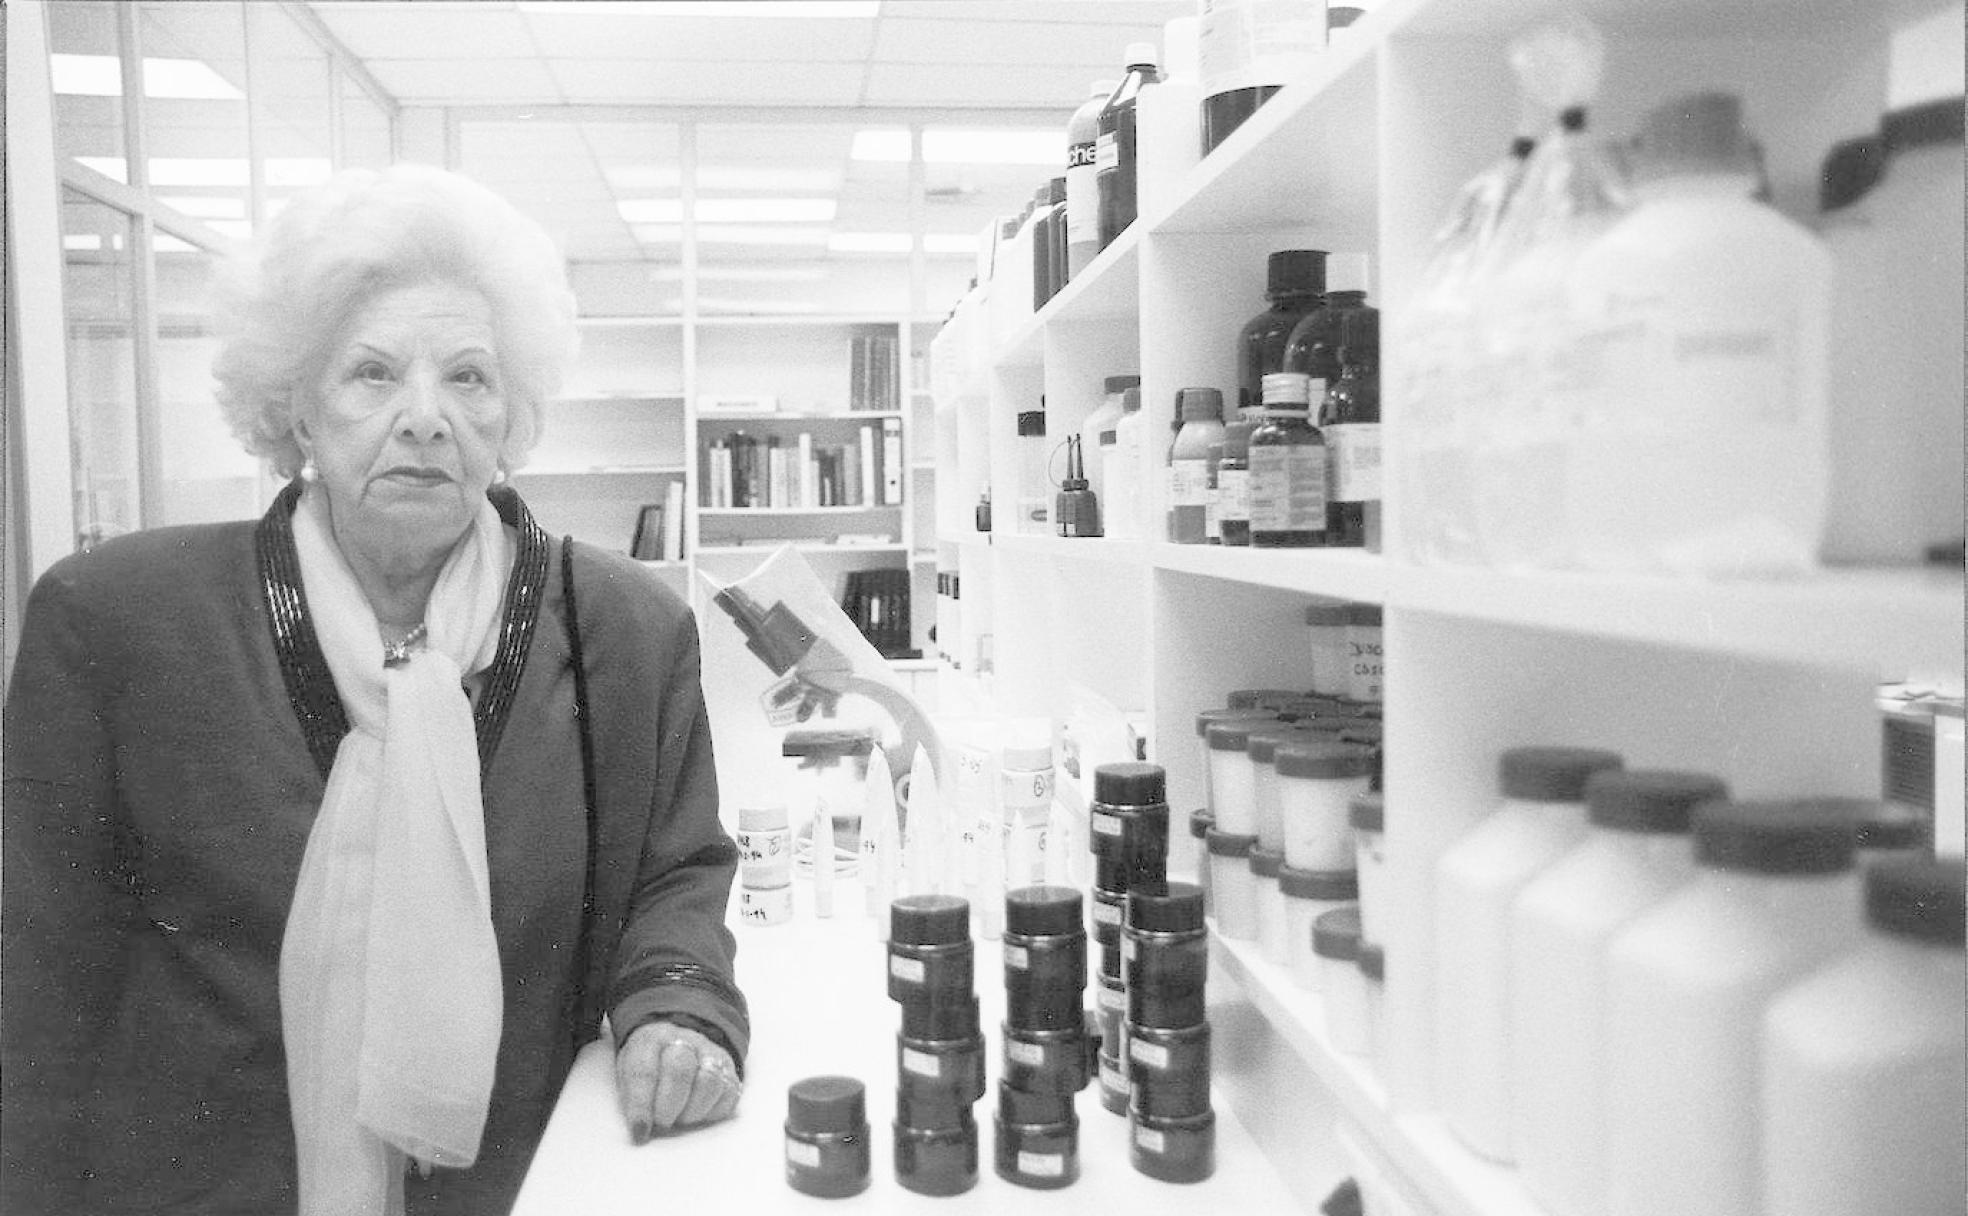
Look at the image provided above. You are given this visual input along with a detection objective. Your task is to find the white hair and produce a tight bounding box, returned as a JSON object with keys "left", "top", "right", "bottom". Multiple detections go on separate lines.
{"left": 211, "top": 164, "right": 579, "bottom": 476}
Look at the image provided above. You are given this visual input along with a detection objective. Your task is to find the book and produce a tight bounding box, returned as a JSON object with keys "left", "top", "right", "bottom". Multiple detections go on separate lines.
{"left": 662, "top": 478, "right": 685, "bottom": 561}
{"left": 857, "top": 425, "right": 877, "bottom": 507}
{"left": 880, "top": 417, "right": 904, "bottom": 505}
{"left": 629, "top": 503, "right": 664, "bottom": 560}
{"left": 797, "top": 432, "right": 816, "bottom": 508}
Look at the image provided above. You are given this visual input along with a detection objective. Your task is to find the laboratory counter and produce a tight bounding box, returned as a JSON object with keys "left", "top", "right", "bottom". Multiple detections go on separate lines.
{"left": 513, "top": 886, "right": 1302, "bottom": 1213}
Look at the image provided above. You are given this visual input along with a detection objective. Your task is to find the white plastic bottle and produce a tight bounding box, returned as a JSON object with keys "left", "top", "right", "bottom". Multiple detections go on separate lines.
{"left": 1065, "top": 80, "right": 1115, "bottom": 281}
{"left": 1604, "top": 800, "right": 1863, "bottom": 1216}
{"left": 1434, "top": 745, "right": 1624, "bottom": 1163}
{"left": 1135, "top": 16, "right": 1202, "bottom": 220}
{"left": 1510, "top": 769, "right": 1725, "bottom": 1216}
{"left": 1761, "top": 856, "right": 1965, "bottom": 1216}
{"left": 1081, "top": 374, "right": 1135, "bottom": 512}
{"left": 1103, "top": 384, "right": 1145, "bottom": 539}
{"left": 1565, "top": 92, "right": 1833, "bottom": 577}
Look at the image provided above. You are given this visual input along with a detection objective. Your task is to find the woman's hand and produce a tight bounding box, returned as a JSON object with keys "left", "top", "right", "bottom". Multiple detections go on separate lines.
{"left": 615, "top": 1020, "right": 742, "bottom": 1143}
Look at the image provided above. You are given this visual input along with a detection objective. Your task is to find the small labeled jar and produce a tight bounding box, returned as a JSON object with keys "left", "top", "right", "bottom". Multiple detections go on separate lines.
{"left": 1314, "top": 906, "right": 1367, "bottom": 1055}
{"left": 1123, "top": 882, "right": 1207, "bottom": 1029}
{"left": 737, "top": 804, "right": 793, "bottom": 888}
{"left": 894, "top": 1110, "right": 979, "bottom": 1196}
{"left": 1280, "top": 866, "right": 1357, "bottom": 992}
{"left": 895, "top": 1029, "right": 988, "bottom": 1106}
{"left": 1278, "top": 740, "right": 1376, "bottom": 872}
{"left": 1349, "top": 792, "right": 1386, "bottom": 943}
{"left": 1003, "top": 885, "right": 1086, "bottom": 1032}
{"left": 738, "top": 881, "right": 794, "bottom": 927}
{"left": 1001, "top": 1021, "right": 1090, "bottom": 1095}
{"left": 1249, "top": 723, "right": 1331, "bottom": 853}
{"left": 1189, "top": 808, "right": 1215, "bottom": 911}
{"left": 1250, "top": 845, "right": 1289, "bottom": 965}
{"left": 994, "top": 1082, "right": 1079, "bottom": 1190}
{"left": 888, "top": 895, "right": 974, "bottom": 1005}
{"left": 785, "top": 1075, "right": 871, "bottom": 1198}
{"left": 1343, "top": 603, "right": 1383, "bottom": 702}
{"left": 1126, "top": 1021, "right": 1213, "bottom": 1118}
{"left": 1195, "top": 708, "right": 1279, "bottom": 826}
{"left": 1206, "top": 829, "right": 1259, "bottom": 941}
{"left": 1205, "top": 720, "right": 1268, "bottom": 836}
{"left": 1305, "top": 601, "right": 1354, "bottom": 698}
{"left": 899, "top": 992, "right": 979, "bottom": 1042}
{"left": 1090, "top": 762, "right": 1172, "bottom": 894}
{"left": 1130, "top": 1107, "right": 1216, "bottom": 1183}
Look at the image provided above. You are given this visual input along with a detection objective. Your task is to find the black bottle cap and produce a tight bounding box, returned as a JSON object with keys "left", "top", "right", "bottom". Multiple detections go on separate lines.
{"left": 1177, "top": 387, "right": 1224, "bottom": 422}
{"left": 1196, "top": 707, "right": 1283, "bottom": 737}
{"left": 1205, "top": 828, "right": 1256, "bottom": 858}
{"left": 1104, "top": 374, "right": 1142, "bottom": 393}
{"left": 997, "top": 1081, "right": 1076, "bottom": 1127}
{"left": 1585, "top": 769, "right": 1730, "bottom": 834}
{"left": 1250, "top": 845, "right": 1285, "bottom": 878}
{"left": 1275, "top": 740, "right": 1376, "bottom": 779}
{"left": 1126, "top": 881, "right": 1204, "bottom": 933}
{"left": 1006, "top": 885, "right": 1084, "bottom": 937}
{"left": 1093, "top": 762, "right": 1166, "bottom": 807}
{"left": 1499, "top": 746, "right": 1625, "bottom": 802}
{"left": 1357, "top": 942, "right": 1385, "bottom": 983}
{"left": 788, "top": 1075, "right": 867, "bottom": 1134}
{"left": 1189, "top": 808, "right": 1214, "bottom": 840}
{"left": 1266, "top": 249, "right": 1328, "bottom": 299}
{"left": 1866, "top": 856, "right": 1966, "bottom": 945}
{"left": 1797, "top": 797, "right": 1933, "bottom": 853}
{"left": 891, "top": 894, "right": 972, "bottom": 945}
{"left": 1278, "top": 865, "right": 1358, "bottom": 901}
{"left": 1312, "top": 906, "right": 1362, "bottom": 961}
{"left": 1016, "top": 410, "right": 1046, "bottom": 437}
{"left": 1348, "top": 791, "right": 1383, "bottom": 832}
{"left": 1693, "top": 800, "right": 1857, "bottom": 875}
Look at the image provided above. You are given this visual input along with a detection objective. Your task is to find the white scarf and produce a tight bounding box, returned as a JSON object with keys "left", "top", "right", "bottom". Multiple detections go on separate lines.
{"left": 280, "top": 486, "right": 512, "bottom": 1214}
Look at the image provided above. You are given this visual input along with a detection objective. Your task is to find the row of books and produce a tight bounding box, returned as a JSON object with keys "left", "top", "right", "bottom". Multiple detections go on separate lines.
{"left": 627, "top": 480, "right": 687, "bottom": 562}
{"left": 849, "top": 333, "right": 901, "bottom": 412}
{"left": 703, "top": 419, "right": 903, "bottom": 509}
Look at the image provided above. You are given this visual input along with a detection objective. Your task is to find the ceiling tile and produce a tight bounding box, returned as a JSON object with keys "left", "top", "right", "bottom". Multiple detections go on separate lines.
{"left": 307, "top": 4, "right": 539, "bottom": 60}
{"left": 861, "top": 61, "right": 1089, "bottom": 108}
{"left": 520, "top": 12, "right": 876, "bottom": 62}
{"left": 546, "top": 58, "right": 865, "bottom": 104}
{"left": 366, "top": 58, "right": 562, "bottom": 102}
{"left": 870, "top": 17, "right": 1161, "bottom": 67}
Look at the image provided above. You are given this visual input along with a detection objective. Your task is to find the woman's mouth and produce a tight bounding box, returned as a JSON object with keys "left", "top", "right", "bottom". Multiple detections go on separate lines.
{"left": 379, "top": 466, "right": 454, "bottom": 487}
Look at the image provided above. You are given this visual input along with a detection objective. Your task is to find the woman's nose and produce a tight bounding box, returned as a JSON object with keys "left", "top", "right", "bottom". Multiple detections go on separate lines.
{"left": 396, "top": 371, "right": 451, "bottom": 444}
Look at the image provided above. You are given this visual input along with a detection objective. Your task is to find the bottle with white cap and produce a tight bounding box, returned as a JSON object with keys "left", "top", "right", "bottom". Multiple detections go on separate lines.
{"left": 1603, "top": 799, "right": 1863, "bottom": 1216}
{"left": 1095, "top": 43, "right": 1162, "bottom": 250}
{"left": 1510, "top": 768, "right": 1725, "bottom": 1216}
{"left": 1065, "top": 80, "right": 1117, "bottom": 280}
{"left": 1761, "top": 856, "right": 1965, "bottom": 1216}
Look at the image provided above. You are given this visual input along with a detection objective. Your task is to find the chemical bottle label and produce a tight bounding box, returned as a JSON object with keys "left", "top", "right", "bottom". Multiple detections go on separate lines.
{"left": 1129, "top": 1037, "right": 1171, "bottom": 1070}
{"left": 1326, "top": 423, "right": 1382, "bottom": 502}
{"left": 1095, "top": 130, "right": 1119, "bottom": 174}
{"left": 1000, "top": 766, "right": 1054, "bottom": 812}
{"left": 901, "top": 1047, "right": 942, "bottom": 1078}
{"left": 1249, "top": 445, "right": 1327, "bottom": 532}
{"left": 1005, "top": 943, "right": 1030, "bottom": 970}
{"left": 1017, "top": 1151, "right": 1067, "bottom": 1178}
{"left": 1134, "top": 1126, "right": 1167, "bottom": 1153}
{"left": 889, "top": 955, "right": 926, "bottom": 983}
{"left": 1093, "top": 899, "right": 1121, "bottom": 926}
{"left": 1068, "top": 139, "right": 1097, "bottom": 170}
{"left": 786, "top": 1138, "right": 822, "bottom": 1168}
{"left": 1091, "top": 810, "right": 1123, "bottom": 836}
{"left": 1067, "top": 163, "right": 1099, "bottom": 247}
{"left": 1170, "top": 458, "right": 1212, "bottom": 506}
{"left": 1007, "top": 1038, "right": 1046, "bottom": 1067}
{"left": 1216, "top": 467, "right": 1251, "bottom": 521}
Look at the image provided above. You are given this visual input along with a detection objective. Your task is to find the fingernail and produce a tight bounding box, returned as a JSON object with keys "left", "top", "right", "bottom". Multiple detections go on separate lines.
{"left": 630, "top": 1120, "right": 651, "bottom": 1146}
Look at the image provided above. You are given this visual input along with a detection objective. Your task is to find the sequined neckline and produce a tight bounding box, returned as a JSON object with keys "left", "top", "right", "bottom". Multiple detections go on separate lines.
{"left": 255, "top": 481, "right": 553, "bottom": 780}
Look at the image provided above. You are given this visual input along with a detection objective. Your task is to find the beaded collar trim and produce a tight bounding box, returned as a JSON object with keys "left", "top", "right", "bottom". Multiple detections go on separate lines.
{"left": 254, "top": 480, "right": 553, "bottom": 781}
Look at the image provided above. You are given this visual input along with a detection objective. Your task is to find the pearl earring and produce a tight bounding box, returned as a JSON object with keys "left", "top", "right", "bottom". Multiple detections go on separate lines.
{"left": 299, "top": 459, "right": 319, "bottom": 483}
{"left": 492, "top": 467, "right": 509, "bottom": 486}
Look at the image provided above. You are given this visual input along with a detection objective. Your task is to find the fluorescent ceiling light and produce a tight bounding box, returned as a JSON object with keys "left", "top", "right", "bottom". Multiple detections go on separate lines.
{"left": 923, "top": 232, "right": 980, "bottom": 254}
{"left": 618, "top": 198, "right": 837, "bottom": 224}
{"left": 651, "top": 265, "right": 828, "bottom": 283}
{"left": 75, "top": 156, "right": 130, "bottom": 183}
{"left": 632, "top": 224, "right": 831, "bottom": 247}
{"left": 63, "top": 234, "right": 105, "bottom": 252}
{"left": 518, "top": 2, "right": 878, "bottom": 17}
{"left": 853, "top": 127, "right": 1059, "bottom": 166}
{"left": 829, "top": 232, "right": 910, "bottom": 254}
{"left": 608, "top": 166, "right": 841, "bottom": 194}
{"left": 51, "top": 54, "right": 244, "bottom": 100}
{"left": 159, "top": 196, "right": 247, "bottom": 219}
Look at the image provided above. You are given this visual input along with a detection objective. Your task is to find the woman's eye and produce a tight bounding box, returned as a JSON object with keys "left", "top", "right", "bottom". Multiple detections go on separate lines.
{"left": 354, "top": 361, "right": 393, "bottom": 385}
{"left": 450, "top": 366, "right": 490, "bottom": 389}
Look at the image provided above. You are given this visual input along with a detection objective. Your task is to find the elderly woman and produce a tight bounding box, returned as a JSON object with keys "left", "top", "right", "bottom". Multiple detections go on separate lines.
{"left": 2, "top": 165, "right": 747, "bottom": 1214}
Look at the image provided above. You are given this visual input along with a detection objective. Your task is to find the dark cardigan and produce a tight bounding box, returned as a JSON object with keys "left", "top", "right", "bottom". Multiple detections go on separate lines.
{"left": 1, "top": 487, "right": 747, "bottom": 1214}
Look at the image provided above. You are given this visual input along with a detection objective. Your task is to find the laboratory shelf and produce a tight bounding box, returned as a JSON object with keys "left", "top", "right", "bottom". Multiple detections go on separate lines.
{"left": 990, "top": 533, "right": 1151, "bottom": 568}
{"left": 1154, "top": 543, "right": 1390, "bottom": 604}
{"left": 698, "top": 504, "right": 900, "bottom": 516}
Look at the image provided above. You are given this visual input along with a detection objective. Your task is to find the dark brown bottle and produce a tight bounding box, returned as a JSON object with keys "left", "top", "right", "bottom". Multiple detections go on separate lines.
{"left": 1235, "top": 250, "right": 1327, "bottom": 421}
{"left": 1096, "top": 44, "right": 1161, "bottom": 250}
{"left": 1318, "top": 309, "right": 1380, "bottom": 549}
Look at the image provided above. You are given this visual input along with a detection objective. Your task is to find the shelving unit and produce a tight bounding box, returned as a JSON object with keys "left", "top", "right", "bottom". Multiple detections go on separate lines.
{"left": 524, "top": 313, "right": 939, "bottom": 658}
{"left": 930, "top": 1, "right": 1964, "bottom": 1212}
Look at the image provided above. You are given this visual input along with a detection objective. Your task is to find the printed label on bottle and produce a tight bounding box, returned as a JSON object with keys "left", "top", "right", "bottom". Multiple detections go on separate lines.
{"left": 1098, "top": 983, "right": 1125, "bottom": 1011}
{"left": 1004, "top": 943, "right": 1030, "bottom": 970}
{"left": 1095, "top": 130, "right": 1119, "bottom": 174}
{"left": 1000, "top": 766, "right": 1054, "bottom": 812}
{"left": 1093, "top": 899, "right": 1121, "bottom": 925}
{"left": 1128, "top": 1038, "right": 1171, "bottom": 1070}
{"left": 1101, "top": 1058, "right": 1128, "bottom": 1094}
{"left": 901, "top": 1047, "right": 942, "bottom": 1078}
{"left": 1171, "top": 458, "right": 1212, "bottom": 506}
{"left": 1249, "top": 444, "right": 1327, "bottom": 533}
{"left": 1007, "top": 1038, "right": 1046, "bottom": 1067}
{"left": 735, "top": 826, "right": 789, "bottom": 864}
{"left": 1346, "top": 633, "right": 1383, "bottom": 701}
{"left": 1068, "top": 139, "right": 1097, "bottom": 170}
{"left": 1667, "top": 309, "right": 1794, "bottom": 425}
{"left": 1091, "top": 810, "right": 1123, "bottom": 836}
{"left": 1217, "top": 467, "right": 1250, "bottom": 522}
{"left": 1205, "top": 498, "right": 1221, "bottom": 540}
{"left": 1017, "top": 1151, "right": 1067, "bottom": 1178}
{"left": 1121, "top": 933, "right": 1136, "bottom": 963}
{"left": 889, "top": 955, "right": 926, "bottom": 983}
{"left": 786, "top": 1138, "right": 822, "bottom": 1168}
{"left": 1325, "top": 423, "right": 1382, "bottom": 502}
{"left": 1135, "top": 1125, "right": 1167, "bottom": 1153}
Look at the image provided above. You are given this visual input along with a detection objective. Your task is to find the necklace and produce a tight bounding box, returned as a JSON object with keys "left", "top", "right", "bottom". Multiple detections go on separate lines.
{"left": 382, "top": 621, "right": 429, "bottom": 667}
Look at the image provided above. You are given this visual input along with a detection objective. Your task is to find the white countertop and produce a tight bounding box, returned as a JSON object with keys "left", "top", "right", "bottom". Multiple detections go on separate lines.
{"left": 513, "top": 882, "right": 1303, "bottom": 1213}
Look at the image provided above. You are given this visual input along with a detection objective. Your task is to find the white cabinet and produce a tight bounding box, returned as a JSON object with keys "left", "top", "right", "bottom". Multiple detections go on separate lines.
{"left": 932, "top": 1, "right": 1964, "bottom": 1211}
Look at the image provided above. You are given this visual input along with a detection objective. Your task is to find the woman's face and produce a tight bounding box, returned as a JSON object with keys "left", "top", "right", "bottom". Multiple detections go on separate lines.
{"left": 300, "top": 280, "right": 509, "bottom": 568}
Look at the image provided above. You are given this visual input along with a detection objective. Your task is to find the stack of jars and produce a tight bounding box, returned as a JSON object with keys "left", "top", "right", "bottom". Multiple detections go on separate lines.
{"left": 995, "top": 885, "right": 1090, "bottom": 1189}
{"left": 1123, "top": 881, "right": 1215, "bottom": 1183}
{"left": 887, "top": 895, "right": 985, "bottom": 1196}
{"left": 1086, "top": 763, "right": 1172, "bottom": 1117}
